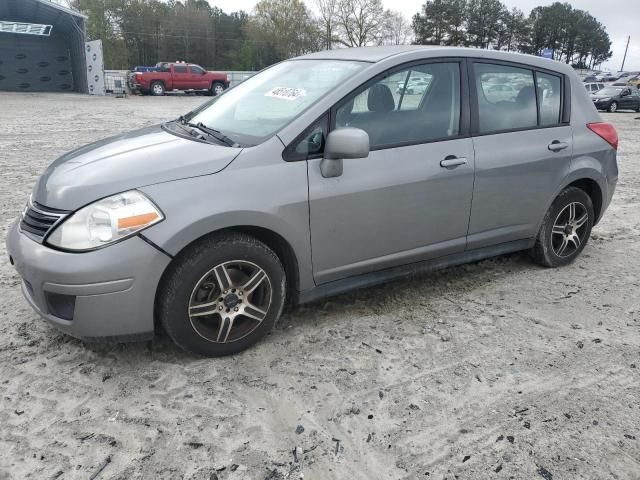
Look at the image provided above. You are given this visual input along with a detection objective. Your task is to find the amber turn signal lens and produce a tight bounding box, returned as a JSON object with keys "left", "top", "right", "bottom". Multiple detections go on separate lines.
{"left": 117, "top": 212, "right": 160, "bottom": 230}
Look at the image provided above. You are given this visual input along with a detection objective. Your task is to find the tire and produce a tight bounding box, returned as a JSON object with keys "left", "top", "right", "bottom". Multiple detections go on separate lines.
{"left": 212, "top": 81, "right": 225, "bottom": 96}
{"left": 608, "top": 101, "right": 618, "bottom": 113}
{"left": 151, "top": 81, "right": 165, "bottom": 96}
{"left": 530, "top": 187, "right": 594, "bottom": 268}
{"left": 158, "top": 233, "right": 286, "bottom": 356}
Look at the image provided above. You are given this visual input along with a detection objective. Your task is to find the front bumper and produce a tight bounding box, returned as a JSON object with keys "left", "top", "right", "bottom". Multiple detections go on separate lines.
{"left": 6, "top": 221, "right": 171, "bottom": 341}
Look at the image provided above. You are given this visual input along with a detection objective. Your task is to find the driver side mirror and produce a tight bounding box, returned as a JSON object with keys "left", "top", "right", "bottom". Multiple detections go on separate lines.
{"left": 320, "top": 128, "right": 369, "bottom": 178}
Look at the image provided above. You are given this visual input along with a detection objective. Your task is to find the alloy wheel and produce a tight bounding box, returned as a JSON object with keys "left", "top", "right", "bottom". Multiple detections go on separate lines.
{"left": 551, "top": 202, "right": 589, "bottom": 258}
{"left": 188, "top": 260, "right": 272, "bottom": 343}
{"left": 214, "top": 84, "right": 224, "bottom": 95}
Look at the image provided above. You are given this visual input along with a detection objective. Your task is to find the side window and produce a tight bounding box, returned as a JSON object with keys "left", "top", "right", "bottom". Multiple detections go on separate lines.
{"left": 190, "top": 65, "right": 205, "bottom": 74}
{"left": 174, "top": 65, "right": 188, "bottom": 74}
{"left": 474, "top": 63, "right": 537, "bottom": 133}
{"left": 537, "top": 72, "right": 561, "bottom": 126}
{"left": 283, "top": 114, "right": 329, "bottom": 161}
{"left": 335, "top": 62, "right": 460, "bottom": 149}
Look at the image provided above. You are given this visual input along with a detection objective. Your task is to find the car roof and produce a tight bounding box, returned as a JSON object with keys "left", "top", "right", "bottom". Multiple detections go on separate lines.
{"left": 294, "top": 46, "right": 573, "bottom": 75}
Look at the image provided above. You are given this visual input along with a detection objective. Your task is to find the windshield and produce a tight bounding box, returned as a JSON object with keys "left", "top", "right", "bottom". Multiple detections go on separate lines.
{"left": 598, "top": 87, "right": 623, "bottom": 96}
{"left": 186, "top": 60, "right": 365, "bottom": 146}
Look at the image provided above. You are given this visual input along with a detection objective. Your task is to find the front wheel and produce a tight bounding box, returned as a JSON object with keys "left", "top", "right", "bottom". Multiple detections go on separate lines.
{"left": 530, "top": 187, "right": 594, "bottom": 268}
{"left": 608, "top": 101, "right": 618, "bottom": 113}
{"left": 212, "top": 81, "right": 225, "bottom": 96}
{"left": 158, "top": 233, "right": 286, "bottom": 356}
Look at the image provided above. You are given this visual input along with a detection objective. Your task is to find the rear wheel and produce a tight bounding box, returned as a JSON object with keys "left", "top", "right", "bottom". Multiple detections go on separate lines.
{"left": 151, "top": 81, "right": 165, "bottom": 96}
{"left": 530, "top": 187, "right": 594, "bottom": 268}
{"left": 608, "top": 101, "right": 618, "bottom": 113}
{"left": 159, "top": 233, "right": 286, "bottom": 356}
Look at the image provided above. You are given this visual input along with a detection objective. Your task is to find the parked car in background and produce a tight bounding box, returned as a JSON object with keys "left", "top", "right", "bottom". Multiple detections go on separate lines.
{"left": 584, "top": 82, "right": 605, "bottom": 94}
{"left": 396, "top": 76, "right": 431, "bottom": 94}
{"left": 7, "top": 46, "right": 618, "bottom": 356}
{"left": 592, "top": 86, "right": 640, "bottom": 112}
{"left": 131, "top": 65, "right": 159, "bottom": 73}
{"left": 130, "top": 62, "right": 230, "bottom": 96}
{"left": 627, "top": 76, "right": 640, "bottom": 89}
{"left": 484, "top": 83, "right": 518, "bottom": 102}
{"left": 595, "top": 72, "right": 617, "bottom": 82}
{"left": 582, "top": 75, "right": 598, "bottom": 83}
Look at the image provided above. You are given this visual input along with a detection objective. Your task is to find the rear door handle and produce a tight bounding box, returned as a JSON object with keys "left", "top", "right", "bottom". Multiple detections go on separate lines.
{"left": 440, "top": 156, "right": 467, "bottom": 169}
{"left": 548, "top": 141, "right": 569, "bottom": 152}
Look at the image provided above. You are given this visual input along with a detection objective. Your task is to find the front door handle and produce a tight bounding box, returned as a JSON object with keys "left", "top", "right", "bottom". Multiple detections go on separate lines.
{"left": 548, "top": 140, "right": 569, "bottom": 152}
{"left": 440, "top": 156, "right": 467, "bottom": 169}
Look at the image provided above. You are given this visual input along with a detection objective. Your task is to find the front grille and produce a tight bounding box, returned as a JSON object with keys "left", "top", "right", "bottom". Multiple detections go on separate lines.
{"left": 20, "top": 199, "right": 69, "bottom": 242}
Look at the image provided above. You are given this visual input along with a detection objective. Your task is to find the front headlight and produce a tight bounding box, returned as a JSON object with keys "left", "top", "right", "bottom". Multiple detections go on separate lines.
{"left": 47, "top": 190, "right": 163, "bottom": 251}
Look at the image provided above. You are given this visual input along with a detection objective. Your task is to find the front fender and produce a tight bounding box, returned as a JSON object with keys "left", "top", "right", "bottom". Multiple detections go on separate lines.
{"left": 138, "top": 151, "right": 314, "bottom": 290}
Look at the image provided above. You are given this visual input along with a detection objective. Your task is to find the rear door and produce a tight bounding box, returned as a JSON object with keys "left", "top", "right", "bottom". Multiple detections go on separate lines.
{"left": 306, "top": 60, "right": 475, "bottom": 284}
{"left": 467, "top": 61, "right": 573, "bottom": 249}
{"left": 172, "top": 64, "right": 190, "bottom": 90}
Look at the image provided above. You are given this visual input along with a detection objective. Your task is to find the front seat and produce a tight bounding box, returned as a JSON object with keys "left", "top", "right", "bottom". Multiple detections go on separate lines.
{"left": 366, "top": 84, "right": 395, "bottom": 145}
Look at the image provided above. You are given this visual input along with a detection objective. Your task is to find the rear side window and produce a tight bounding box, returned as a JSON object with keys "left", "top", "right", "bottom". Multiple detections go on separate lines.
{"left": 335, "top": 62, "right": 460, "bottom": 149}
{"left": 174, "top": 65, "right": 188, "bottom": 74}
{"left": 474, "top": 63, "right": 537, "bottom": 133}
{"left": 537, "top": 72, "right": 561, "bottom": 126}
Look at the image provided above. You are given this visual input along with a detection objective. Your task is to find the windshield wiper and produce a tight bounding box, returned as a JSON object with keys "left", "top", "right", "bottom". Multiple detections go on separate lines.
{"left": 177, "top": 116, "right": 237, "bottom": 147}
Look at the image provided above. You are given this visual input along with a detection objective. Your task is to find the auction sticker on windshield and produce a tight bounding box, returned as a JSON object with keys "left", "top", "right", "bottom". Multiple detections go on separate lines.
{"left": 265, "top": 87, "right": 307, "bottom": 101}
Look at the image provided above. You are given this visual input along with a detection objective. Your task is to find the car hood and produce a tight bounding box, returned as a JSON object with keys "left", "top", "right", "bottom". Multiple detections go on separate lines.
{"left": 33, "top": 124, "right": 241, "bottom": 210}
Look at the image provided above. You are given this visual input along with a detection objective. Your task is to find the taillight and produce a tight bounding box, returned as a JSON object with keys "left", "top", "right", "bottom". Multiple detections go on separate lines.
{"left": 587, "top": 122, "right": 618, "bottom": 150}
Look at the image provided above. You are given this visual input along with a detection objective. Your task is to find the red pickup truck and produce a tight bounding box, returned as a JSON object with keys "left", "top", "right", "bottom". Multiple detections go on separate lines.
{"left": 130, "top": 62, "right": 230, "bottom": 96}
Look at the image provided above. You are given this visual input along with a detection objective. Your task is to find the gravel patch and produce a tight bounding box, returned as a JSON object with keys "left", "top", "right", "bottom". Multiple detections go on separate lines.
{"left": 0, "top": 92, "right": 639, "bottom": 479}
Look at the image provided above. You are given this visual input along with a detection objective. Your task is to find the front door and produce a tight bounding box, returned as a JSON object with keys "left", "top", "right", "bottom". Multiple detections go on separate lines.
{"left": 619, "top": 88, "right": 639, "bottom": 110}
{"left": 307, "top": 61, "right": 475, "bottom": 284}
{"left": 189, "top": 65, "right": 208, "bottom": 89}
{"left": 467, "top": 61, "right": 573, "bottom": 249}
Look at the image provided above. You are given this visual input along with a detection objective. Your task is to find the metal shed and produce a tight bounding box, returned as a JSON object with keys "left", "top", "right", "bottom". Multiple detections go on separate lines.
{"left": 0, "top": 0, "right": 87, "bottom": 93}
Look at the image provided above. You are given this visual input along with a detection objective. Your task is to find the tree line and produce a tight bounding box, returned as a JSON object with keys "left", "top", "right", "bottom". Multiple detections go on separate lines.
{"left": 68, "top": 0, "right": 611, "bottom": 71}
{"left": 413, "top": 0, "right": 612, "bottom": 68}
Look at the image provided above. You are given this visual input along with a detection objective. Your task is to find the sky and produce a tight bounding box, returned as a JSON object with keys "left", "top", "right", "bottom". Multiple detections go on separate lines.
{"left": 207, "top": 0, "right": 640, "bottom": 71}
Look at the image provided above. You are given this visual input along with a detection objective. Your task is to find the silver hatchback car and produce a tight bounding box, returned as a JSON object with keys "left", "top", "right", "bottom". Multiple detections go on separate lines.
{"left": 7, "top": 46, "right": 618, "bottom": 356}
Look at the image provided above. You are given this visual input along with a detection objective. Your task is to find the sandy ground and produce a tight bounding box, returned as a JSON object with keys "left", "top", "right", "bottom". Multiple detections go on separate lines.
{"left": 0, "top": 92, "right": 638, "bottom": 480}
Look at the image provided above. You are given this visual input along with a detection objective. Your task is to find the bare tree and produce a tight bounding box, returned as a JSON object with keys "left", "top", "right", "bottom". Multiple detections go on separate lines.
{"left": 314, "top": 0, "right": 338, "bottom": 50}
{"left": 335, "top": 0, "right": 385, "bottom": 47}
{"left": 380, "top": 10, "right": 412, "bottom": 46}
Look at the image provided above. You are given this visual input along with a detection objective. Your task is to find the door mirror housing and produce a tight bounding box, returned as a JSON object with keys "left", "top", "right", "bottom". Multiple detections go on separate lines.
{"left": 324, "top": 128, "right": 369, "bottom": 160}
{"left": 321, "top": 128, "right": 370, "bottom": 178}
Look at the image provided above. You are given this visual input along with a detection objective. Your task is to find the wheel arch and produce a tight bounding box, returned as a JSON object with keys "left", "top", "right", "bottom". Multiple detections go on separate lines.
{"left": 538, "top": 168, "right": 607, "bottom": 233}
{"left": 566, "top": 178, "right": 603, "bottom": 223}
{"left": 153, "top": 224, "right": 302, "bottom": 331}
